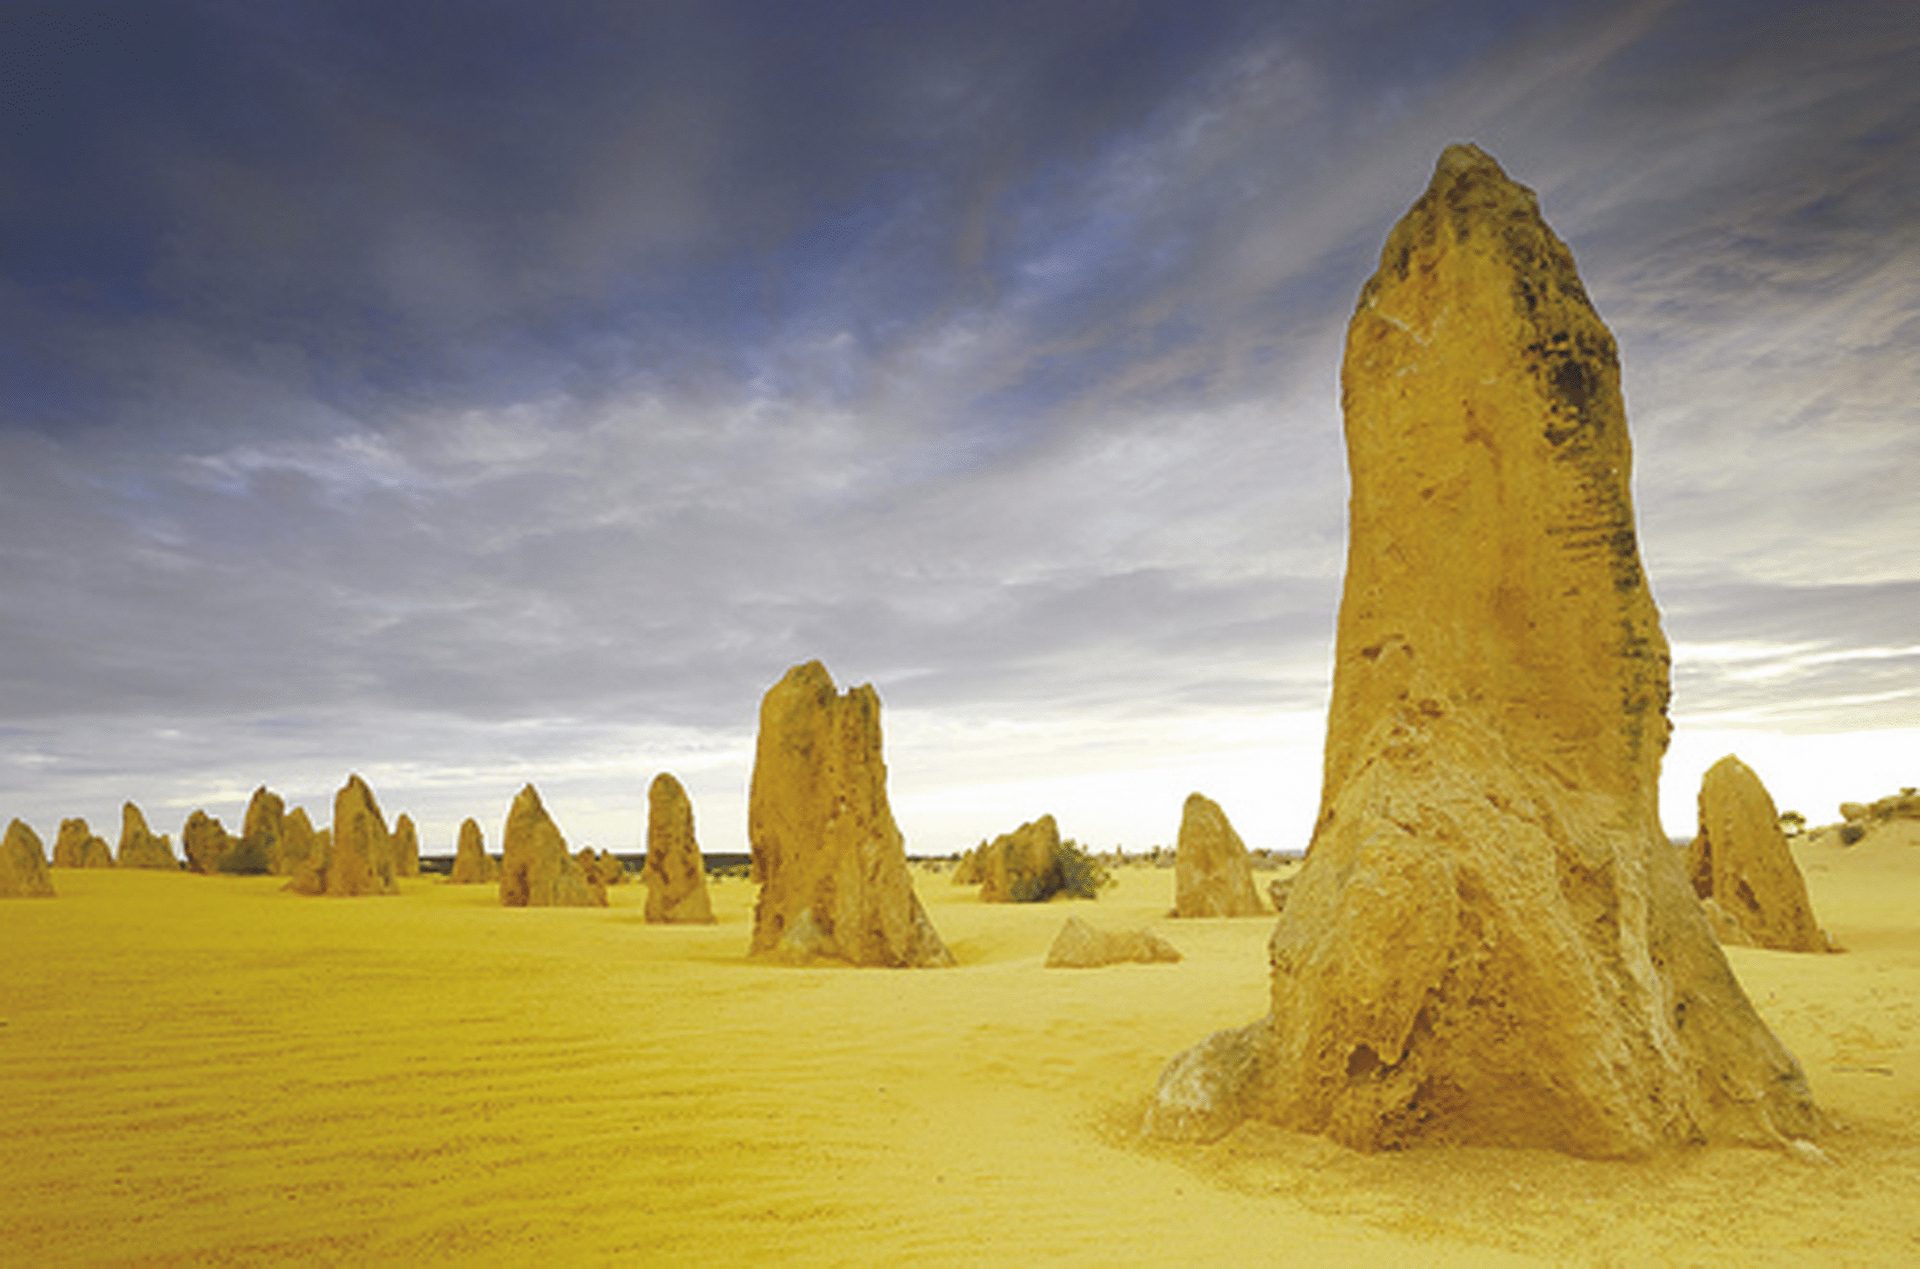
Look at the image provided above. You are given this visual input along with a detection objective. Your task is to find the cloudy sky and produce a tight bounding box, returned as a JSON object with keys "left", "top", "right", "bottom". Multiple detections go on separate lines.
{"left": 3, "top": 0, "right": 1915, "bottom": 858}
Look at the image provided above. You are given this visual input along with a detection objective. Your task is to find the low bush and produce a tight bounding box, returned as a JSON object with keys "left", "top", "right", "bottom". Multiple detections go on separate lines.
{"left": 215, "top": 839, "right": 272, "bottom": 874}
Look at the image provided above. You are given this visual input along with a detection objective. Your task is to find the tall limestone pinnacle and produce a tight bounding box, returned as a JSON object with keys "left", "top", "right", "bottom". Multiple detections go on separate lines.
{"left": 1145, "top": 145, "right": 1820, "bottom": 1157}
{"left": 747, "top": 660, "right": 953, "bottom": 967}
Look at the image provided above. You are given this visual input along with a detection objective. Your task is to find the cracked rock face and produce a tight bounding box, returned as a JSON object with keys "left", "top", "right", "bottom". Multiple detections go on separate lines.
{"left": 746, "top": 660, "right": 953, "bottom": 967}
{"left": 1147, "top": 145, "right": 1820, "bottom": 1158}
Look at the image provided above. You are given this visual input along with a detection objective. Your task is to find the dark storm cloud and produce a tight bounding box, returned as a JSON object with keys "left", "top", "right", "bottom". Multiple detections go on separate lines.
{"left": 3, "top": 0, "right": 1278, "bottom": 421}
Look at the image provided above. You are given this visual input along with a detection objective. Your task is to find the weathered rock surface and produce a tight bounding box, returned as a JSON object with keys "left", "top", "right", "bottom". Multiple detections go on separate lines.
{"left": 181, "top": 810, "right": 235, "bottom": 875}
{"left": 287, "top": 775, "right": 400, "bottom": 897}
{"left": 1044, "top": 916, "right": 1181, "bottom": 968}
{"left": 393, "top": 814, "right": 421, "bottom": 878}
{"left": 977, "top": 815, "right": 1062, "bottom": 903}
{"left": 1147, "top": 145, "right": 1820, "bottom": 1159}
{"left": 279, "top": 807, "right": 322, "bottom": 877}
{"left": 1, "top": 819, "right": 56, "bottom": 897}
{"left": 115, "top": 802, "right": 178, "bottom": 870}
{"left": 746, "top": 660, "right": 953, "bottom": 967}
{"left": 51, "top": 818, "right": 113, "bottom": 869}
{"left": 643, "top": 772, "right": 715, "bottom": 924}
{"left": 1173, "top": 794, "right": 1265, "bottom": 918}
{"left": 447, "top": 818, "right": 498, "bottom": 884}
{"left": 231, "top": 787, "right": 286, "bottom": 875}
{"left": 1686, "top": 756, "right": 1832, "bottom": 953}
{"left": 498, "top": 784, "right": 605, "bottom": 908}
{"left": 1142, "top": 1022, "right": 1271, "bottom": 1143}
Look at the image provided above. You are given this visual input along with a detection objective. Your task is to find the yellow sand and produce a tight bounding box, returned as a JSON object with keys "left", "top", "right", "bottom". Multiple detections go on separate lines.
{"left": 4, "top": 831, "right": 1918, "bottom": 1265}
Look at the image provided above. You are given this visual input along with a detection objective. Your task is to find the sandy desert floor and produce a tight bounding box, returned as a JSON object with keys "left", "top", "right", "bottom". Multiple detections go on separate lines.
{"left": 4, "top": 827, "right": 1919, "bottom": 1266}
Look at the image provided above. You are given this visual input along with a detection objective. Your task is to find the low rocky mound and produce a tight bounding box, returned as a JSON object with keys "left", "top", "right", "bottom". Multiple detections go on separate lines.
{"left": 643, "top": 772, "right": 715, "bottom": 924}
{"left": 1, "top": 819, "right": 56, "bottom": 897}
{"left": 499, "top": 784, "right": 606, "bottom": 908}
{"left": 1045, "top": 916, "right": 1180, "bottom": 968}
{"left": 1687, "top": 756, "right": 1833, "bottom": 953}
{"left": 115, "top": 802, "right": 179, "bottom": 870}
{"left": 1172, "top": 793, "right": 1265, "bottom": 918}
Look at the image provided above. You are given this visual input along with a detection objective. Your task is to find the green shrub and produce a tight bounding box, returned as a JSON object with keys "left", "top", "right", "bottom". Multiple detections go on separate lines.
{"left": 215, "top": 838, "right": 272, "bottom": 874}
{"left": 1838, "top": 822, "right": 1867, "bottom": 846}
{"left": 1054, "top": 838, "right": 1111, "bottom": 900}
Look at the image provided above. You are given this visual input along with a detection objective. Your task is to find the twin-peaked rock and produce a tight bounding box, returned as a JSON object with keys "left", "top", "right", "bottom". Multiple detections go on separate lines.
{"left": 747, "top": 661, "right": 952, "bottom": 966}
{"left": 116, "top": 802, "right": 178, "bottom": 870}
{"left": 51, "top": 818, "right": 113, "bottom": 869}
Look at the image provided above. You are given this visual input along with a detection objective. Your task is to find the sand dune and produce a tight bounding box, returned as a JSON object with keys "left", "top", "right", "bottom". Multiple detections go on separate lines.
{"left": 4, "top": 833, "right": 1917, "bottom": 1264}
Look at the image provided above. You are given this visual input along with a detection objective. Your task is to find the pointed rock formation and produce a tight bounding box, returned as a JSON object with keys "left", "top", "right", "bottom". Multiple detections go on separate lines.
{"left": 181, "top": 810, "right": 236, "bottom": 875}
{"left": 1146, "top": 146, "right": 1819, "bottom": 1157}
{"left": 51, "top": 818, "right": 113, "bottom": 869}
{"left": 393, "top": 814, "right": 421, "bottom": 878}
{"left": 115, "top": 802, "right": 179, "bottom": 870}
{"left": 746, "top": 660, "right": 953, "bottom": 967}
{"left": 498, "top": 784, "right": 606, "bottom": 907}
{"left": 229, "top": 787, "right": 286, "bottom": 875}
{"left": 279, "top": 807, "right": 321, "bottom": 877}
{"left": 1172, "top": 794, "right": 1265, "bottom": 917}
{"left": 447, "top": 818, "right": 498, "bottom": 884}
{"left": 1687, "top": 756, "right": 1832, "bottom": 953}
{"left": 288, "top": 775, "right": 400, "bottom": 896}
{"left": 977, "top": 815, "right": 1063, "bottom": 903}
{"left": 1, "top": 820, "right": 56, "bottom": 897}
{"left": 950, "top": 846, "right": 982, "bottom": 885}
{"left": 643, "top": 772, "right": 715, "bottom": 924}
{"left": 1045, "top": 916, "right": 1181, "bottom": 968}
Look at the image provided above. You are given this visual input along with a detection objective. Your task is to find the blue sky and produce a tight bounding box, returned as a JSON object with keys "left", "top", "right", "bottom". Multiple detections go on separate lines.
{"left": 2, "top": 0, "right": 1915, "bottom": 855}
